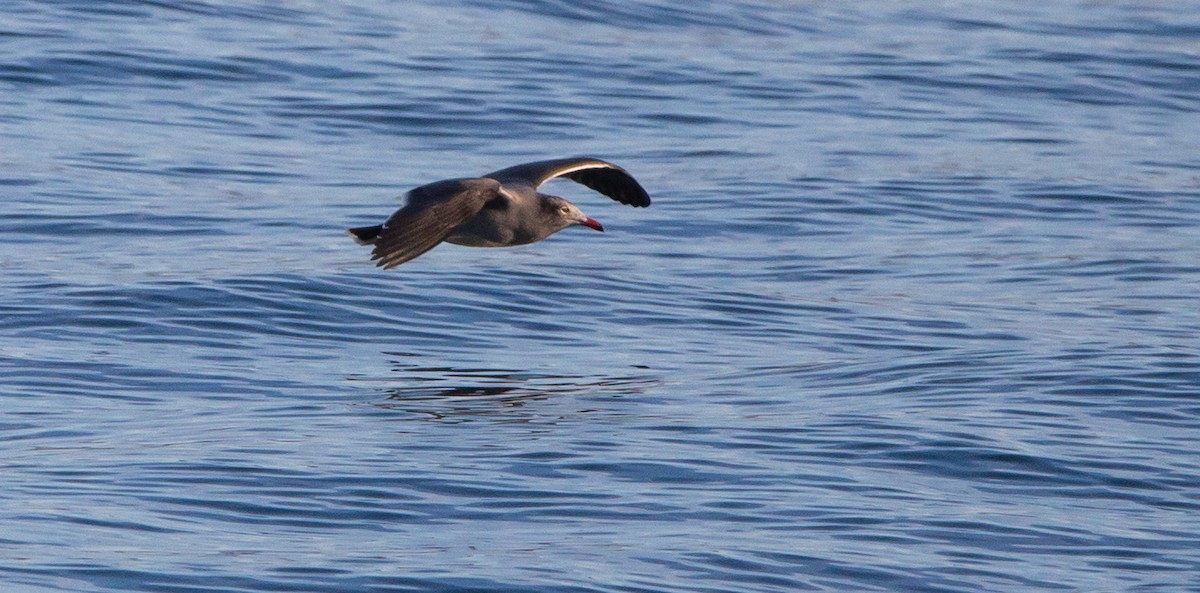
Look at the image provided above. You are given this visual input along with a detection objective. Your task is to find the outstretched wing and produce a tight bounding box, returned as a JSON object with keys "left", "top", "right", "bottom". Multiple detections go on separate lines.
{"left": 485, "top": 157, "right": 651, "bottom": 207}
{"left": 370, "top": 177, "right": 503, "bottom": 269}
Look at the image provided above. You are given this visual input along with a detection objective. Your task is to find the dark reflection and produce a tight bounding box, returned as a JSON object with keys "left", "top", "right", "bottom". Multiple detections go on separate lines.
{"left": 346, "top": 353, "right": 659, "bottom": 421}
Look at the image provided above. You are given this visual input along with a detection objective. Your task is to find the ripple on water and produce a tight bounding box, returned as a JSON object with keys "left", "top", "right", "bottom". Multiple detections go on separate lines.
{"left": 4, "top": 1, "right": 1200, "bottom": 592}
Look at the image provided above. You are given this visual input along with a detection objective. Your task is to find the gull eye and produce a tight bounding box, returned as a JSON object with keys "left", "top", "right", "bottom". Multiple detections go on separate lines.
{"left": 559, "top": 205, "right": 570, "bottom": 214}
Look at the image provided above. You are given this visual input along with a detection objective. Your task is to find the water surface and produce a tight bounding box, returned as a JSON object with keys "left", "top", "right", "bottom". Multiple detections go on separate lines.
{"left": 2, "top": 1, "right": 1200, "bottom": 592}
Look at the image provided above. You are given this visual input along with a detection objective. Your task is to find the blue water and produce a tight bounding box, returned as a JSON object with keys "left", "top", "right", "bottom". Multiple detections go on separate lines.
{"left": 3, "top": 1, "right": 1200, "bottom": 591}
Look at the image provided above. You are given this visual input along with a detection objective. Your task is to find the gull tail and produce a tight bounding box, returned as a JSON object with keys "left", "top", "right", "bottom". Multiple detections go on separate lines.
{"left": 347, "top": 224, "right": 384, "bottom": 245}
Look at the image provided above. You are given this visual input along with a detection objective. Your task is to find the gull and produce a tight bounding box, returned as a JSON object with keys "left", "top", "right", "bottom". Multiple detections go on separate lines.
{"left": 348, "top": 157, "right": 651, "bottom": 269}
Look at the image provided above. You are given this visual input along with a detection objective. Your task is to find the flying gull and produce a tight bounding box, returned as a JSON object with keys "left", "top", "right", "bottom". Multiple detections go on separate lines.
{"left": 348, "top": 157, "right": 651, "bottom": 269}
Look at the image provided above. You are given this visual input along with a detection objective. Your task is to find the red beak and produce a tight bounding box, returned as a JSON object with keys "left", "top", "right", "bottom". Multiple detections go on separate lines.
{"left": 581, "top": 216, "right": 604, "bottom": 232}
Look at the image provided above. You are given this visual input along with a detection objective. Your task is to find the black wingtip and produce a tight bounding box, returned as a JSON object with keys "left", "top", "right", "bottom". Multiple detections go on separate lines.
{"left": 566, "top": 168, "right": 652, "bottom": 208}
{"left": 347, "top": 225, "right": 384, "bottom": 245}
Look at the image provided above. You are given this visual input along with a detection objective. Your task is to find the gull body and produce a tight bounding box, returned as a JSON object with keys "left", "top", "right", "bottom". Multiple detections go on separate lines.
{"left": 348, "top": 157, "right": 651, "bottom": 269}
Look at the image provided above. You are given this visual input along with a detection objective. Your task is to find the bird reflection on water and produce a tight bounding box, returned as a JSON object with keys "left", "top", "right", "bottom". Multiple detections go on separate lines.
{"left": 349, "top": 356, "right": 659, "bottom": 421}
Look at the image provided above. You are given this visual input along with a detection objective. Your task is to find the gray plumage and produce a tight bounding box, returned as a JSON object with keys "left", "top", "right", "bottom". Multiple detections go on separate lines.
{"left": 348, "top": 157, "right": 651, "bottom": 269}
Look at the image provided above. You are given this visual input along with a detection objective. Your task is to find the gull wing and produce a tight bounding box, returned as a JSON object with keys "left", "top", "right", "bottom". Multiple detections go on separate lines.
{"left": 370, "top": 177, "right": 503, "bottom": 269}
{"left": 485, "top": 157, "right": 651, "bottom": 207}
